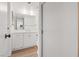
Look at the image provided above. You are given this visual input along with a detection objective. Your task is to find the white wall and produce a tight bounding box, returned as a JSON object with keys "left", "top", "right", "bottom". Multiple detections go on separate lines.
{"left": 43, "top": 2, "right": 78, "bottom": 57}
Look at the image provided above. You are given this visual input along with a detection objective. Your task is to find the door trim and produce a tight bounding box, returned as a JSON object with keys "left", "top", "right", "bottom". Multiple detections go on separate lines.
{"left": 39, "top": 2, "right": 46, "bottom": 57}
{"left": 77, "top": 2, "right": 79, "bottom": 57}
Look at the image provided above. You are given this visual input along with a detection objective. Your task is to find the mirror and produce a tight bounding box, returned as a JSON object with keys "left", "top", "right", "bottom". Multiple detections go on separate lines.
{"left": 12, "top": 12, "right": 37, "bottom": 32}
{"left": 12, "top": 12, "right": 25, "bottom": 30}
{"left": 11, "top": 2, "right": 39, "bottom": 32}
{"left": 15, "top": 17, "right": 24, "bottom": 30}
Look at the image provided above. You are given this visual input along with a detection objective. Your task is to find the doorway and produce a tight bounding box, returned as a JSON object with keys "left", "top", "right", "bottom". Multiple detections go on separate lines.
{"left": 9, "top": 2, "right": 40, "bottom": 57}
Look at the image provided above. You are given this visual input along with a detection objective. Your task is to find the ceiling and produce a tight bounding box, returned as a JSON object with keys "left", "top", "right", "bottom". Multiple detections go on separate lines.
{"left": 11, "top": 2, "right": 39, "bottom": 15}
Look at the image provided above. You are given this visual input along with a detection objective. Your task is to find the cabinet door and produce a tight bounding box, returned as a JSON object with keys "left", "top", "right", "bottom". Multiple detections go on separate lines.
{"left": 12, "top": 33, "right": 24, "bottom": 51}
{"left": 24, "top": 33, "right": 36, "bottom": 48}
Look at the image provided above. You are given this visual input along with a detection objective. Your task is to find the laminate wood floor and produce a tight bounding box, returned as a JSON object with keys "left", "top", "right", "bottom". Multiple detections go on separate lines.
{"left": 11, "top": 46, "right": 38, "bottom": 57}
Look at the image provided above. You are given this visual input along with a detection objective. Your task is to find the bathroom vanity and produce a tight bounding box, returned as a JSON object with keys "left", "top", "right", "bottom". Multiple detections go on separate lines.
{"left": 11, "top": 13, "right": 39, "bottom": 51}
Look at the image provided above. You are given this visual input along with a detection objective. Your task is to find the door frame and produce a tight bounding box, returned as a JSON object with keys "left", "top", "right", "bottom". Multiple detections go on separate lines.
{"left": 77, "top": 2, "right": 79, "bottom": 57}
{"left": 39, "top": 2, "right": 45, "bottom": 57}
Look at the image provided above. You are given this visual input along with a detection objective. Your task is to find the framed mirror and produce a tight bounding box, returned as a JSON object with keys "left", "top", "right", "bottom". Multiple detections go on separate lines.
{"left": 15, "top": 17, "right": 24, "bottom": 30}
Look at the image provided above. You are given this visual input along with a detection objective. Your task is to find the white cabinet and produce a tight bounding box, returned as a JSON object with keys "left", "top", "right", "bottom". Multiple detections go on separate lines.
{"left": 23, "top": 33, "right": 37, "bottom": 48}
{"left": 12, "top": 33, "right": 24, "bottom": 51}
{"left": 12, "top": 32, "right": 38, "bottom": 51}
